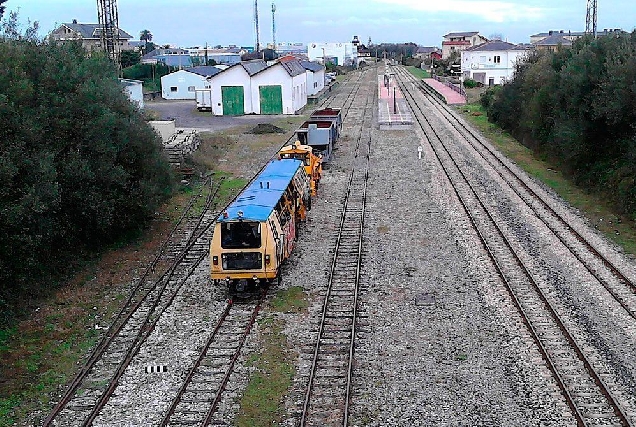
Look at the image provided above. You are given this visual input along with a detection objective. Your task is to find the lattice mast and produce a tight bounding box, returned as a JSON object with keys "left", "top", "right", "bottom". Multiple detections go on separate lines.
{"left": 254, "top": 0, "right": 260, "bottom": 52}
{"left": 97, "top": 0, "right": 121, "bottom": 68}
{"left": 586, "top": 0, "right": 597, "bottom": 37}
{"left": 271, "top": 2, "right": 276, "bottom": 52}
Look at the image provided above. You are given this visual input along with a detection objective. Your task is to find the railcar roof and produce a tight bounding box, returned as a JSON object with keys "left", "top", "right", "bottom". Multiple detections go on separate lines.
{"left": 218, "top": 159, "right": 302, "bottom": 222}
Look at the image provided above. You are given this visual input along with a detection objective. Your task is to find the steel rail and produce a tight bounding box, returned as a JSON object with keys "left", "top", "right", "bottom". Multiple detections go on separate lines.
{"left": 395, "top": 67, "right": 633, "bottom": 426}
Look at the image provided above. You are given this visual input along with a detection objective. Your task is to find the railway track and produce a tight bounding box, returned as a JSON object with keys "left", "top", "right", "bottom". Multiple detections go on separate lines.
{"left": 393, "top": 65, "right": 635, "bottom": 426}
{"left": 298, "top": 68, "right": 375, "bottom": 427}
{"left": 43, "top": 178, "right": 224, "bottom": 427}
{"left": 158, "top": 296, "right": 264, "bottom": 427}
{"left": 395, "top": 67, "right": 636, "bottom": 319}
{"left": 42, "top": 67, "right": 375, "bottom": 426}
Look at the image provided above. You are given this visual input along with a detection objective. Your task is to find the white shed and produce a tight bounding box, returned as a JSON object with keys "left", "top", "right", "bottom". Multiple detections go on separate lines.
{"left": 205, "top": 60, "right": 268, "bottom": 115}
{"left": 461, "top": 40, "right": 529, "bottom": 86}
{"left": 301, "top": 60, "right": 325, "bottom": 96}
{"left": 160, "top": 66, "right": 221, "bottom": 100}
{"left": 251, "top": 57, "right": 307, "bottom": 115}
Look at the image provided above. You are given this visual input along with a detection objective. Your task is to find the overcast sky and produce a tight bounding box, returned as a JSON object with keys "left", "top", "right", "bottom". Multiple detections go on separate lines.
{"left": 11, "top": 0, "right": 636, "bottom": 48}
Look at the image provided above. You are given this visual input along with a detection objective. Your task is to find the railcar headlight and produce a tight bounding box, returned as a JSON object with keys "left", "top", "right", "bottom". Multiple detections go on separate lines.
{"left": 213, "top": 256, "right": 218, "bottom": 265}
{"left": 265, "top": 254, "right": 271, "bottom": 265}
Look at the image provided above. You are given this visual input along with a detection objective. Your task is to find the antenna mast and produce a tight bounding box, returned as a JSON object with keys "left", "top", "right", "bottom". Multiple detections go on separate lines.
{"left": 254, "top": 0, "right": 260, "bottom": 52}
{"left": 271, "top": 2, "right": 276, "bottom": 52}
{"left": 585, "top": 0, "right": 597, "bottom": 37}
{"left": 97, "top": 0, "right": 121, "bottom": 69}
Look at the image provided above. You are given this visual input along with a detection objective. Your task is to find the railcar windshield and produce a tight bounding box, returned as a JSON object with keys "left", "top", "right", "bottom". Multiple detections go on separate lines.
{"left": 281, "top": 152, "right": 309, "bottom": 165}
{"left": 221, "top": 221, "right": 261, "bottom": 249}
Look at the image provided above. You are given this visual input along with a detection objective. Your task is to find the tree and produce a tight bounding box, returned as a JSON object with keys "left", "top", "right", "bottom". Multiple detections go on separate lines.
{"left": 139, "top": 29, "right": 152, "bottom": 43}
{"left": 0, "top": 39, "right": 174, "bottom": 314}
{"left": 0, "top": 0, "right": 7, "bottom": 20}
{"left": 121, "top": 49, "right": 141, "bottom": 67}
{"left": 1, "top": 8, "right": 39, "bottom": 41}
{"left": 139, "top": 29, "right": 153, "bottom": 54}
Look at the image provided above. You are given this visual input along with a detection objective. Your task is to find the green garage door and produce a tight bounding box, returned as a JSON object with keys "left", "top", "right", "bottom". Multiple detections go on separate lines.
{"left": 259, "top": 85, "right": 283, "bottom": 114}
{"left": 221, "top": 86, "right": 244, "bottom": 115}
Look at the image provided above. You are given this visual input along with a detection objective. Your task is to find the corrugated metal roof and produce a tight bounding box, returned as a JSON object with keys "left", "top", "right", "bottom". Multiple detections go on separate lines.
{"left": 300, "top": 60, "right": 324, "bottom": 72}
{"left": 279, "top": 59, "right": 306, "bottom": 77}
{"left": 241, "top": 60, "right": 268, "bottom": 76}
{"left": 62, "top": 23, "right": 132, "bottom": 39}
{"left": 185, "top": 66, "right": 222, "bottom": 77}
{"left": 219, "top": 159, "right": 303, "bottom": 222}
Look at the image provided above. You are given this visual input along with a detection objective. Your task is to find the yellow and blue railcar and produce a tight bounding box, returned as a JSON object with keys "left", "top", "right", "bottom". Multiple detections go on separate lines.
{"left": 210, "top": 158, "right": 310, "bottom": 294}
{"left": 278, "top": 140, "right": 323, "bottom": 196}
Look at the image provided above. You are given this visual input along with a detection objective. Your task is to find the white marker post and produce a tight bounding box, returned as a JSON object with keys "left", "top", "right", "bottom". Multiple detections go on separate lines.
{"left": 418, "top": 146, "right": 423, "bottom": 159}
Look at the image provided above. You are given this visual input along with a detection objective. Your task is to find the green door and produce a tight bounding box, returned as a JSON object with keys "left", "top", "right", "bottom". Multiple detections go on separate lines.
{"left": 221, "top": 86, "right": 244, "bottom": 115}
{"left": 259, "top": 85, "right": 283, "bottom": 115}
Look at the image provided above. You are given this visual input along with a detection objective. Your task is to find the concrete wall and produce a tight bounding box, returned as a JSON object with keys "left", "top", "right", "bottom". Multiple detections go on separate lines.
{"left": 149, "top": 120, "right": 176, "bottom": 142}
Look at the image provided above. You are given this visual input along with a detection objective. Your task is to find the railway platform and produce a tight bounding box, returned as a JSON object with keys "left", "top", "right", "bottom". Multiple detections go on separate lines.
{"left": 377, "top": 74, "right": 413, "bottom": 130}
{"left": 423, "top": 78, "right": 466, "bottom": 105}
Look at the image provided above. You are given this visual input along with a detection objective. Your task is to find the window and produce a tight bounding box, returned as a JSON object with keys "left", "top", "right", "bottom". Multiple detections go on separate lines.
{"left": 188, "top": 86, "right": 195, "bottom": 92}
{"left": 221, "top": 221, "right": 261, "bottom": 249}
{"left": 494, "top": 55, "right": 501, "bottom": 64}
{"left": 170, "top": 86, "right": 178, "bottom": 92}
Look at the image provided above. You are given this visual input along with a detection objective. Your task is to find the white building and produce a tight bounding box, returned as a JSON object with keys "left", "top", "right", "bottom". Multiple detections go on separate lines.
{"left": 461, "top": 40, "right": 529, "bottom": 86}
{"left": 120, "top": 79, "right": 144, "bottom": 109}
{"left": 442, "top": 31, "right": 488, "bottom": 59}
{"left": 205, "top": 58, "right": 309, "bottom": 116}
{"left": 204, "top": 60, "right": 267, "bottom": 115}
{"left": 252, "top": 57, "right": 307, "bottom": 114}
{"left": 307, "top": 42, "right": 358, "bottom": 67}
{"left": 160, "top": 66, "right": 221, "bottom": 100}
{"left": 300, "top": 60, "right": 325, "bottom": 96}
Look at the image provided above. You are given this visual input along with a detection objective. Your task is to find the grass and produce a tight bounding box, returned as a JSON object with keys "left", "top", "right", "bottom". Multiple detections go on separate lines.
{"left": 457, "top": 102, "right": 636, "bottom": 256}
{"left": 236, "top": 287, "right": 308, "bottom": 426}
{"left": 406, "top": 65, "right": 431, "bottom": 79}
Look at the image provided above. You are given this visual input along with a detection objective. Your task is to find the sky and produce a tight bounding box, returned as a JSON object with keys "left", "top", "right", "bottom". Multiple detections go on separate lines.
{"left": 9, "top": 0, "right": 636, "bottom": 48}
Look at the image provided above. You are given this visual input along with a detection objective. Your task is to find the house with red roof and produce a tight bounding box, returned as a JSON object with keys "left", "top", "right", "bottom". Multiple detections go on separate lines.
{"left": 441, "top": 31, "right": 488, "bottom": 59}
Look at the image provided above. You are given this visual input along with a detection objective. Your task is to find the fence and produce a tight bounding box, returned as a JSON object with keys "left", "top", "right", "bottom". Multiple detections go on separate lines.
{"left": 432, "top": 75, "right": 466, "bottom": 98}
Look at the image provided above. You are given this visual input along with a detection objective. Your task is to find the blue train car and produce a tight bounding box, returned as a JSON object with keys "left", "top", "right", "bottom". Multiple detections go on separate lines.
{"left": 210, "top": 158, "right": 311, "bottom": 294}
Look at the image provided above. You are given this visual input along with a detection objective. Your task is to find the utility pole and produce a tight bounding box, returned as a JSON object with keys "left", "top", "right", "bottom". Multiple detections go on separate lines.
{"left": 271, "top": 2, "right": 277, "bottom": 53}
{"left": 254, "top": 0, "right": 260, "bottom": 52}
{"left": 586, "top": 0, "right": 597, "bottom": 37}
{"left": 97, "top": 0, "right": 121, "bottom": 71}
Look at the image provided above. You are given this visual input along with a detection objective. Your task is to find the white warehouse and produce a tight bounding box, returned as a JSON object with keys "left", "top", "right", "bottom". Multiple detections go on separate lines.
{"left": 307, "top": 42, "right": 358, "bottom": 67}
{"left": 160, "top": 66, "right": 221, "bottom": 100}
{"left": 301, "top": 60, "right": 325, "bottom": 96}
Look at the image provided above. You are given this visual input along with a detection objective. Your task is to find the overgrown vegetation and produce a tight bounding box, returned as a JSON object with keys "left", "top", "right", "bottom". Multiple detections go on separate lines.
{"left": 122, "top": 62, "right": 175, "bottom": 92}
{"left": 459, "top": 102, "right": 636, "bottom": 255}
{"left": 0, "top": 32, "right": 174, "bottom": 322}
{"left": 237, "top": 287, "right": 308, "bottom": 426}
{"left": 480, "top": 31, "right": 636, "bottom": 218}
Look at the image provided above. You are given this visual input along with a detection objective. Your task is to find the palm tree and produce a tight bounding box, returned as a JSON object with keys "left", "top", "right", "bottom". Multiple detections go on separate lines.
{"left": 139, "top": 29, "right": 152, "bottom": 54}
